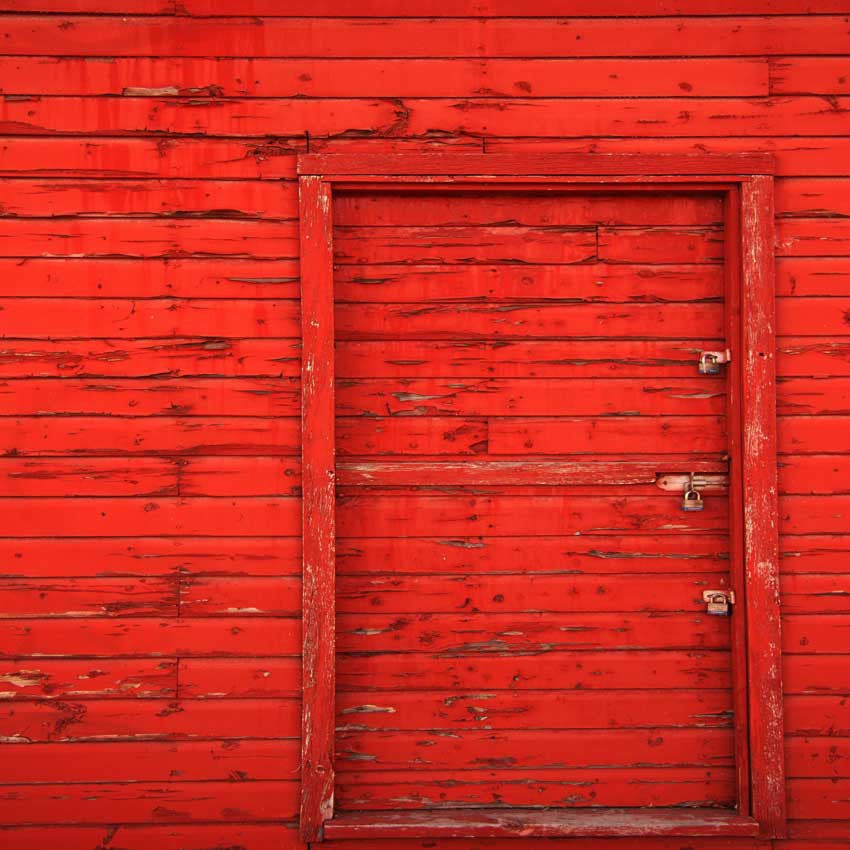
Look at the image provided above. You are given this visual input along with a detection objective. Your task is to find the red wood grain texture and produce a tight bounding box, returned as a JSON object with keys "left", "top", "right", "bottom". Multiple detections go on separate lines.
{"left": 0, "top": 177, "right": 299, "bottom": 218}
{"left": 0, "top": 698, "right": 301, "bottom": 741}
{"left": 334, "top": 726, "right": 735, "bottom": 770}
{"left": 0, "top": 379, "right": 300, "bottom": 416}
{"left": 1, "top": 16, "right": 847, "bottom": 59}
{"left": 741, "top": 176, "right": 786, "bottom": 838}
{"left": 0, "top": 617, "right": 300, "bottom": 657}
{"left": 0, "top": 457, "right": 178, "bottom": 497}
{"left": 0, "top": 537, "right": 302, "bottom": 578}
{"left": 336, "top": 533, "right": 730, "bottom": 575}
{"left": 0, "top": 257, "right": 300, "bottom": 298}
{"left": 299, "top": 174, "right": 336, "bottom": 841}
{"left": 179, "top": 658, "right": 301, "bottom": 698}
{"left": 5, "top": 1, "right": 848, "bottom": 14}
{"left": 334, "top": 340, "right": 726, "bottom": 379}
{"left": 335, "top": 377, "right": 725, "bottom": 416}
{"left": 0, "top": 417, "right": 302, "bottom": 456}
{"left": 334, "top": 263, "right": 725, "bottom": 302}
{"left": 0, "top": 825, "right": 302, "bottom": 850}
{"left": 333, "top": 767, "right": 738, "bottom": 810}
{"left": 3, "top": 4, "right": 847, "bottom": 848}
{"left": 0, "top": 298, "right": 299, "bottom": 337}
{"left": 333, "top": 192, "right": 724, "bottom": 228}
{"left": 334, "top": 493, "right": 729, "bottom": 536}
{"left": 0, "top": 658, "right": 177, "bottom": 700}
{"left": 0, "top": 339, "right": 302, "bottom": 379}
{"left": 0, "top": 137, "right": 308, "bottom": 180}
{"left": 339, "top": 656, "right": 732, "bottom": 699}
{"left": 335, "top": 302, "right": 724, "bottom": 340}
{"left": 334, "top": 224, "right": 599, "bottom": 264}
{"left": 0, "top": 497, "right": 300, "bottom": 537}
{"left": 303, "top": 152, "right": 773, "bottom": 176}
{"left": 0, "top": 780, "right": 299, "bottom": 824}
{"left": 0, "top": 217, "right": 298, "bottom": 257}
{"left": 1, "top": 740, "right": 300, "bottom": 782}
{"left": 0, "top": 57, "right": 771, "bottom": 98}
{"left": 480, "top": 136, "right": 850, "bottom": 177}
{"left": 336, "top": 611, "right": 731, "bottom": 654}
{"left": 324, "top": 808, "right": 759, "bottom": 839}
{"left": 0, "top": 576, "right": 178, "bottom": 616}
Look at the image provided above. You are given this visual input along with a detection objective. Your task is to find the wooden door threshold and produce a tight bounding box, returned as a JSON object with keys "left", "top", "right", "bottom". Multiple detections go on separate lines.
{"left": 323, "top": 807, "right": 760, "bottom": 839}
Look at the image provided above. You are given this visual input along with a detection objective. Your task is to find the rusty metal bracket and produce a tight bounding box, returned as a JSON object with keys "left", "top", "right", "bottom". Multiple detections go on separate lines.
{"left": 655, "top": 473, "right": 729, "bottom": 491}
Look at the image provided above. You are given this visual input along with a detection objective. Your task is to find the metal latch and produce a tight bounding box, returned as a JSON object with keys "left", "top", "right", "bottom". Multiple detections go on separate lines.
{"left": 702, "top": 589, "right": 736, "bottom": 616}
{"left": 698, "top": 349, "right": 732, "bottom": 375}
{"left": 656, "top": 473, "right": 729, "bottom": 492}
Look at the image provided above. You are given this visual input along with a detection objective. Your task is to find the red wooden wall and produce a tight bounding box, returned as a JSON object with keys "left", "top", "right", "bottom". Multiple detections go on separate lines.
{"left": 0, "top": 3, "right": 848, "bottom": 850}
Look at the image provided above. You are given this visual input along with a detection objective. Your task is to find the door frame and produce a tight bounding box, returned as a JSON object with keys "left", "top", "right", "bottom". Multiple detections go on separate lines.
{"left": 297, "top": 153, "right": 784, "bottom": 842}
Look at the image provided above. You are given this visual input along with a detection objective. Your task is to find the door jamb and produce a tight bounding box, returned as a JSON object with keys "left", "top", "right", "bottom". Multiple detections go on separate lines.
{"left": 297, "top": 153, "right": 783, "bottom": 842}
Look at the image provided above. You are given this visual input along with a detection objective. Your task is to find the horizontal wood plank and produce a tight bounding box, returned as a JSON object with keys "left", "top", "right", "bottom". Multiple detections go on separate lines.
{"left": 0, "top": 379, "right": 300, "bottom": 416}
{"left": 335, "top": 302, "right": 724, "bottom": 339}
{"left": 334, "top": 651, "right": 732, "bottom": 698}
{"left": 0, "top": 338, "right": 302, "bottom": 379}
{"left": 1, "top": 739, "right": 299, "bottom": 782}
{"left": 0, "top": 698, "right": 300, "bottom": 742}
{"left": 0, "top": 177, "right": 298, "bottom": 218}
{"left": 0, "top": 418, "right": 301, "bottom": 457}
{"left": 0, "top": 577, "right": 177, "bottom": 617}
{"left": 0, "top": 257, "right": 300, "bottom": 298}
{"left": 0, "top": 57, "right": 770, "bottom": 98}
{"left": 324, "top": 807, "right": 757, "bottom": 839}
{"left": 336, "top": 611, "right": 731, "bottom": 653}
{"left": 333, "top": 766, "right": 736, "bottom": 810}
{"left": 334, "top": 263, "right": 724, "bottom": 303}
{"left": 334, "top": 493, "right": 728, "bottom": 536}
{"left": 1, "top": 17, "right": 843, "bottom": 58}
{"left": 0, "top": 780, "right": 298, "bottom": 824}
{"left": 2, "top": 1, "right": 846, "bottom": 14}
{"left": 0, "top": 617, "right": 300, "bottom": 657}
{"left": 0, "top": 826, "right": 301, "bottom": 850}
{"left": 0, "top": 497, "right": 300, "bottom": 537}
{"left": 0, "top": 658, "right": 176, "bottom": 699}
{"left": 335, "top": 573, "right": 730, "bottom": 614}
{"left": 0, "top": 537, "right": 301, "bottom": 578}
{"left": 0, "top": 218, "right": 299, "bottom": 258}
{"left": 336, "top": 534, "right": 730, "bottom": 575}
{"left": 335, "top": 377, "right": 726, "bottom": 416}
{"left": 335, "top": 726, "right": 735, "bottom": 770}
{"left": 0, "top": 95, "right": 845, "bottom": 138}
{"left": 334, "top": 191, "right": 724, "bottom": 227}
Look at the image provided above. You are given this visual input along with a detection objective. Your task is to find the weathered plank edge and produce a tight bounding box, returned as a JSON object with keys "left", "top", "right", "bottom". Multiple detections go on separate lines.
{"left": 299, "top": 174, "right": 336, "bottom": 843}
{"left": 323, "top": 807, "right": 761, "bottom": 839}
{"left": 741, "top": 174, "right": 786, "bottom": 839}
{"left": 298, "top": 153, "right": 776, "bottom": 177}
{"left": 337, "top": 459, "right": 729, "bottom": 486}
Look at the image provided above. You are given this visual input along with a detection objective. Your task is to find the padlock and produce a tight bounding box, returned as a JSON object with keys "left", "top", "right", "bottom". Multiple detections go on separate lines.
{"left": 706, "top": 593, "right": 729, "bottom": 615}
{"left": 702, "top": 590, "right": 734, "bottom": 616}
{"left": 698, "top": 352, "right": 721, "bottom": 375}
{"left": 682, "top": 488, "right": 704, "bottom": 512}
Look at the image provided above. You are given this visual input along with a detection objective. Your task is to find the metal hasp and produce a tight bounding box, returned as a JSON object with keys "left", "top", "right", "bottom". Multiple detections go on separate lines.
{"left": 698, "top": 349, "right": 732, "bottom": 375}
{"left": 703, "top": 589, "right": 736, "bottom": 616}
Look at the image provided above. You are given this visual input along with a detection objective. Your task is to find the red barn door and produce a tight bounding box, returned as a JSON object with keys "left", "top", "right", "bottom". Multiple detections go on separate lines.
{"left": 331, "top": 188, "right": 739, "bottom": 817}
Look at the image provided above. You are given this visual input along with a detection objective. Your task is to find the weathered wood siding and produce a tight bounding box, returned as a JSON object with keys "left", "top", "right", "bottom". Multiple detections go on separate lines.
{"left": 0, "top": 3, "right": 847, "bottom": 849}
